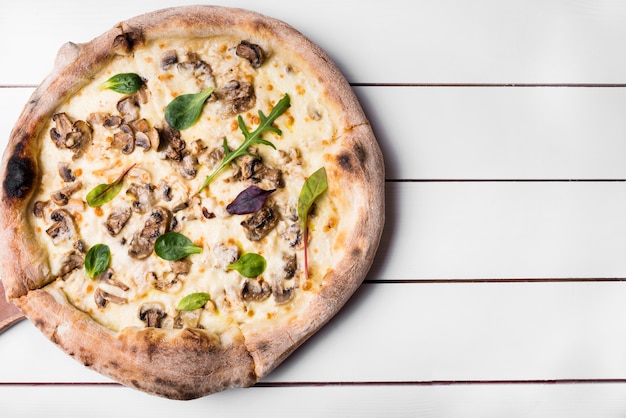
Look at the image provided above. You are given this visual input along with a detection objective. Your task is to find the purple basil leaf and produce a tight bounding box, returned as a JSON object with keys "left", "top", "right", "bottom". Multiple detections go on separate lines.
{"left": 226, "top": 186, "right": 275, "bottom": 215}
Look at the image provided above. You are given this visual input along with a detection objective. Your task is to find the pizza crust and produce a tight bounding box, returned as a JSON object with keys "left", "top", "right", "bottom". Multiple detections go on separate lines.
{"left": 0, "top": 5, "right": 384, "bottom": 399}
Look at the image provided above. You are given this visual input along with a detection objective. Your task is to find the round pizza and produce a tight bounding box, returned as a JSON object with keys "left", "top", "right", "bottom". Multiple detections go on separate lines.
{"left": 0, "top": 5, "right": 384, "bottom": 399}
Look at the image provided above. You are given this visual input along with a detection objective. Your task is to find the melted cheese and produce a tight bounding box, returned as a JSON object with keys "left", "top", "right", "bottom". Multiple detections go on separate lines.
{"left": 30, "top": 36, "right": 344, "bottom": 333}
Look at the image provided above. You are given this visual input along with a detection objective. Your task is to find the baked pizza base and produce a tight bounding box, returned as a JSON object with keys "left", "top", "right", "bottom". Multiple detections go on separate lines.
{"left": 0, "top": 6, "right": 384, "bottom": 399}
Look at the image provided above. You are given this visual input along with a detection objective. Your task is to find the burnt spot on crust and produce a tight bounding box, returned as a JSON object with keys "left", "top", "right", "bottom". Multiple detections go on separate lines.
{"left": 351, "top": 247, "right": 362, "bottom": 258}
{"left": 337, "top": 152, "right": 354, "bottom": 173}
{"left": 3, "top": 156, "right": 36, "bottom": 199}
{"left": 353, "top": 142, "right": 367, "bottom": 167}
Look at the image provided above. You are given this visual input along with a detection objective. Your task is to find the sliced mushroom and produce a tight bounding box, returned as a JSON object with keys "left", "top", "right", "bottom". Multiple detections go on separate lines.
{"left": 103, "top": 205, "right": 132, "bottom": 236}
{"left": 174, "top": 309, "right": 202, "bottom": 329}
{"left": 170, "top": 258, "right": 191, "bottom": 275}
{"left": 273, "top": 284, "right": 295, "bottom": 305}
{"left": 96, "top": 267, "right": 130, "bottom": 291}
{"left": 50, "top": 113, "right": 74, "bottom": 147}
{"left": 160, "top": 50, "right": 178, "bottom": 70}
{"left": 215, "top": 80, "right": 255, "bottom": 116}
{"left": 112, "top": 124, "right": 135, "bottom": 154}
{"left": 132, "top": 118, "right": 159, "bottom": 151}
{"left": 241, "top": 206, "right": 279, "bottom": 241}
{"left": 50, "top": 181, "right": 82, "bottom": 206}
{"left": 73, "top": 239, "right": 87, "bottom": 254}
{"left": 57, "top": 250, "right": 83, "bottom": 279}
{"left": 282, "top": 254, "right": 298, "bottom": 279}
{"left": 158, "top": 125, "right": 185, "bottom": 161}
{"left": 33, "top": 200, "right": 49, "bottom": 218}
{"left": 139, "top": 303, "right": 166, "bottom": 328}
{"left": 241, "top": 279, "right": 271, "bottom": 302}
{"left": 237, "top": 155, "right": 283, "bottom": 189}
{"left": 46, "top": 209, "right": 77, "bottom": 244}
{"left": 58, "top": 162, "right": 75, "bottom": 182}
{"left": 281, "top": 223, "right": 303, "bottom": 248}
{"left": 117, "top": 95, "right": 140, "bottom": 122}
{"left": 94, "top": 288, "right": 128, "bottom": 309}
{"left": 176, "top": 52, "right": 214, "bottom": 89}
{"left": 177, "top": 153, "right": 198, "bottom": 179}
{"left": 236, "top": 40, "right": 265, "bottom": 68}
{"left": 148, "top": 271, "right": 182, "bottom": 293}
{"left": 126, "top": 182, "right": 155, "bottom": 213}
{"left": 128, "top": 207, "right": 171, "bottom": 259}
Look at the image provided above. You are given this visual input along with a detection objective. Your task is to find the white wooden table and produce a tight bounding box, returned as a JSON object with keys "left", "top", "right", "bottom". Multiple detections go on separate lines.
{"left": 3, "top": 0, "right": 626, "bottom": 416}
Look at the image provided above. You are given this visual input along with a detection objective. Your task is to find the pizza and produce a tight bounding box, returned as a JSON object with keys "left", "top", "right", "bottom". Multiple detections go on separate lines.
{"left": 0, "top": 6, "right": 384, "bottom": 399}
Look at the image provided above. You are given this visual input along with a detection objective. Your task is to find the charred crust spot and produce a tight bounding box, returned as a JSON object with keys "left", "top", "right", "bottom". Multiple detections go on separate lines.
{"left": 4, "top": 156, "right": 36, "bottom": 199}
{"left": 112, "top": 26, "right": 144, "bottom": 54}
{"left": 353, "top": 142, "right": 367, "bottom": 166}
{"left": 337, "top": 152, "right": 354, "bottom": 173}
{"left": 351, "top": 247, "right": 362, "bottom": 258}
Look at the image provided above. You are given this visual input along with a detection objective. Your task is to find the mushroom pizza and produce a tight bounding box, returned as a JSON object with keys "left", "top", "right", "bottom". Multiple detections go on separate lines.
{"left": 0, "top": 6, "right": 384, "bottom": 399}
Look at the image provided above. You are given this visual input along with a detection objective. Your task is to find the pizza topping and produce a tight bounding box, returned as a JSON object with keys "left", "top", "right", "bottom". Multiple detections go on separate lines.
{"left": 164, "top": 87, "right": 214, "bottom": 130}
{"left": 58, "top": 251, "right": 84, "bottom": 278}
{"left": 198, "top": 93, "right": 291, "bottom": 193}
{"left": 50, "top": 114, "right": 93, "bottom": 157}
{"left": 215, "top": 80, "right": 256, "bottom": 116}
{"left": 177, "top": 153, "right": 198, "bottom": 180}
{"left": 176, "top": 52, "right": 215, "bottom": 89}
{"left": 240, "top": 205, "right": 279, "bottom": 241}
{"left": 86, "top": 164, "right": 136, "bottom": 207}
{"left": 117, "top": 96, "right": 141, "bottom": 124}
{"left": 84, "top": 243, "right": 111, "bottom": 278}
{"left": 126, "top": 183, "right": 156, "bottom": 213}
{"left": 128, "top": 207, "right": 171, "bottom": 259}
{"left": 170, "top": 258, "right": 192, "bottom": 276}
{"left": 236, "top": 40, "right": 265, "bottom": 68}
{"left": 272, "top": 283, "right": 295, "bottom": 305}
{"left": 111, "top": 124, "right": 135, "bottom": 154}
{"left": 160, "top": 50, "right": 178, "bottom": 70}
{"left": 226, "top": 253, "right": 267, "bottom": 278}
{"left": 158, "top": 125, "right": 185, "bottom": 161}
{"left": 235, "top": 155, "right": 283, "bottom": 189}
{"left": 139, "top": 303, "right": 166, "bottom": 328}
{"left": 94, "top": 288, "right": 128, "bottom": 308}
{"left": 103, "top": 205, "right": 132, "bottom": 236}
{"left": 281, "top": 253, "right": 298, "bottom": 279}
{"left": 33, "top": 201, "right": 48, "bottom": 218}
{"left": 133, "top": 119, "right": 159, "bottom": 151}
{"left": 241, "top": 279, "right": 271, "bottom": 302}
{"left": 95, "top": 268, "right": 130, "bottom": 291}
{"left": 226, "top": 185, "right": 275, "bottom": 215}
{"left": 297, "top": 167, "right": 328, "bottom": 280}
{"left": 58, "top": 162, "right": 76, "bottom": 182}
{"left": 50, "top": 181, "right": 82, "bottom": 206}
{"left": 177, "top": 292, "right": 211, "bottom": 311}
{"left": 281, "top": 223, "right": 303, "bottom": 248}
{"left": 100, "top": 73, "right": 143, "bottom": 95}
{"left": 46, "top": 209, "right": 77, "bottom": 244}
{"left": 154, "top": 231, "right": 202, "bottom": 261}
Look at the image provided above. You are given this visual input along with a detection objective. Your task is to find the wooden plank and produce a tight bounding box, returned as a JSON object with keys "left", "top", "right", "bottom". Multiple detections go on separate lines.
{"left": 4, "top": 86, "right": 626, "bottom": 180}
{"left": 4, "top": 383, "right": 626, "bottom": 417}
{"left": 2, "top": 1, "right": 626, "bottom": 85}
{"left": 4, "top": 282, "right": 626, "bottom": 383}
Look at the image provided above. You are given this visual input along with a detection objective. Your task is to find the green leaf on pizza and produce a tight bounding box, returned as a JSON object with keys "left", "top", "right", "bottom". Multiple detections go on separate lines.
{"left": 227, "top": 253, "right": 267, "bottom": 278}
{"left": 84, "top": 243, "right": 110, "bottom": 278}
{"left": 86, "top": 164, "right": 136, "bottom": 207}
{"left": 297, "top": 167, "right": 328, "bottom": 280}
{"left": 197, "top": 93, "right": 291, "bottom": 194}
{"left": 177, "top": 292, "right": 211, "bottom": 311}
{"left": 100, "top": 73, "right": 143, "bottom": 94}
{"left": 154, "top": 232, "right": 202, "bottom": 261}
{"left": 165, "top": 87, "right": 214, "bottom": 130}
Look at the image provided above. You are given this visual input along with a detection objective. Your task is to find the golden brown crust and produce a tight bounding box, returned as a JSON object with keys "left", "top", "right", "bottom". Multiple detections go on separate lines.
{"left": 0, "top": 5, "right": 384, "bottom": 399}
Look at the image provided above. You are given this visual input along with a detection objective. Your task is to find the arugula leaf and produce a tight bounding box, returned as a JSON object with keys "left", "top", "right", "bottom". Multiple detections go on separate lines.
{"left": 100, "top": 73, "right": 143, "bottom": 94}
{"left": 197, "top": 93, "right": 291, "bottom": 194}
{"left": 86, "top": 164, "right": 136, "bottom": 207}
{"left": 227, "top": 253, "right": 267, "bottom": 278}
{"left": 154, "top": 231, "right": 202, "bottom": 261}
{"left": 85, "top": 244, "right": 110, "bottom": 278}
{"left": 165, "top": 87, "right": 214, "bottom": 130}
{"left": 297, "top": 167, "right": 328, "bottom": 280}
{"left": 226, "top": 186, "right": 275, "bottom": 215}
{"left": 177, "top": 292, "right": 211, "bottom": 311}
